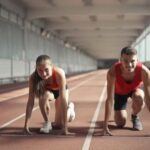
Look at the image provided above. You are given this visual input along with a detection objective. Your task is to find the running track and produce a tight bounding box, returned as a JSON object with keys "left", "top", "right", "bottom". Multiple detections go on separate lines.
{"left": 0, "top": 70, "right": 150, "bottom": 150}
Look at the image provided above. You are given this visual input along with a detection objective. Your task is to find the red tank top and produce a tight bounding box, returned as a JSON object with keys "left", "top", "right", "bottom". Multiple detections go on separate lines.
{"left": 45, "top": 68, "right": 59, "bottom": 90}
{"left": 115, "top": 62, "right": 143, "bottom": 95}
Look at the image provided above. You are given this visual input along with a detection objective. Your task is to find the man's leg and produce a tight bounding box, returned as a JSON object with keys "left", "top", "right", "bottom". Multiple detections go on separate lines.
{"left": 131, "top": 88, "right": 145, "bottom": 130}
{"left": 114, "top": 93, "right": 129, "bottom": 127}
{"left": 132, "top": 88, "right": 145, "bottom": 115}
{"left": 115, "top": 110, "right": 127, "bottom": 127}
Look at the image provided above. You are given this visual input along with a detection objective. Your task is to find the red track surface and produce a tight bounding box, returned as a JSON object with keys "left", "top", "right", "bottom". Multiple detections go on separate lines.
{"left": 0, "top": 70, "right": 150, "bottom": 150}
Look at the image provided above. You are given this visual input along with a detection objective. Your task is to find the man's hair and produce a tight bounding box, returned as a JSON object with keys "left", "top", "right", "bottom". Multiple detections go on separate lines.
{"left": 121, "top": 46, "right": 137, "bottom": 56}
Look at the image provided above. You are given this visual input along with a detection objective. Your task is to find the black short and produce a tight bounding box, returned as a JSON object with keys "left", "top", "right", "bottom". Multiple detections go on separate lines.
{"left": 50, "top": 85, "right": 68, "bottom": 99}
{"left": 114, "top": 92, "right": 133, "bottom": 111}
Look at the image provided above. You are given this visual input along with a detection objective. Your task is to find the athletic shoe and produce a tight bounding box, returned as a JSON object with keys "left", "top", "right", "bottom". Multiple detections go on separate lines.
{"left": 67, "top": 102, "right": 75, "bottom": 122}
{"left": 40, "top": 121, "right": 52, "bottom": 133}
{"left": 69, "top": 102, "right": 74, "bottom": 110}
{"left": 131, "top": 114, "right": 143, "bottom": 131}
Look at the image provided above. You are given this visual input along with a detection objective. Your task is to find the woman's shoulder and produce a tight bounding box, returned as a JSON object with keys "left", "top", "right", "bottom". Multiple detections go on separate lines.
{"left": 53, "top": 66, "right": 65, "bottom": 74}
{"left": 53, "top": 66, "right": 66, "bottom": 79}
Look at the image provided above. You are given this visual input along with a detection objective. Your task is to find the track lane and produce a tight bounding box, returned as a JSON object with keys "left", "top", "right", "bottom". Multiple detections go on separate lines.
{"left": 0, "top": 70, "right": 107, "bottom": 150}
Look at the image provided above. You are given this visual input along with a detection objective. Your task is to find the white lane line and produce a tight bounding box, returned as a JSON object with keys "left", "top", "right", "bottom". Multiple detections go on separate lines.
{"left": 0, "top": 107, "right": 39, "bottom": 129}
{"left": 0, "top": 88, "right": 29, "bottom": 102}
{"left": 82, "top": 82, "right": 106, "bottom": 150}
{"left": 67, "top": 71, "right": 97, "bottom": 82}
{"left": 0, "top": 73, "right": 100, "bottom": 130}
{"left": 69, "top": 74, "right": 98, "bottom": 91}
{"left": 0, "top": 71, "right": 97, "bottom": 103}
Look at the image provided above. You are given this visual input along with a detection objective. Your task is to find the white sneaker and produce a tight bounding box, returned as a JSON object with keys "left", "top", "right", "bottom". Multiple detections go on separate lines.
{"left": 40, "top": 122, "right": 52, "bottom": 133}
{"left": 67, "top": 102, "right": 75, "bottom": 122}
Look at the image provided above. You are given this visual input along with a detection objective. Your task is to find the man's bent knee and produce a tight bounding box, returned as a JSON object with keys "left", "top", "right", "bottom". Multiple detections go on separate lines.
{"left": 115, "top": 118, "right": 126, "bottom": 127}
{"left": 115, "top": 110, "right": 127, "bottom": 127}
{"left": 132, "top": 89, "right": 145, "bottom": 108}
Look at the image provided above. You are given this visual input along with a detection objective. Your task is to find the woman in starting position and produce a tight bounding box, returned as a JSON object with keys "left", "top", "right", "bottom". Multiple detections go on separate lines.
{"left": 24, "top": 54, "right": 75, "bottom": 135}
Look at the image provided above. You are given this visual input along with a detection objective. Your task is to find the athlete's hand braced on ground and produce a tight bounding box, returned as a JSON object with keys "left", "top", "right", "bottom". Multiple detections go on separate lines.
{"left": 102, "top": 127, "right": 113, "bottom": 136}
{"left": 24, "top": 127, "right": 33, "bottom": 135}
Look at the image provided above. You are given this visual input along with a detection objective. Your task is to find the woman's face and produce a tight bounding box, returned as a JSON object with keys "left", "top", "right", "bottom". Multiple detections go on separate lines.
{"left": 120, "top": 54, "right": 138, "bottom": 73}
{"left": 36, "top": 60, "right": 52, "bottom": 80}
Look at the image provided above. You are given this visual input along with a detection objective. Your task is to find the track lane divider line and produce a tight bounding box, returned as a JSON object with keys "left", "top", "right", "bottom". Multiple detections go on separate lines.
{"left": 0, "top": 107, "right": 39, "bottom": 129}
{"left": 0, "top": 73, "right": 101, "bottom": 130}
{"left": 82, "top": 82, "right": 106, "bottom": 150}
{"left": 0, "top": 71, "right": 98, "bottom": 103}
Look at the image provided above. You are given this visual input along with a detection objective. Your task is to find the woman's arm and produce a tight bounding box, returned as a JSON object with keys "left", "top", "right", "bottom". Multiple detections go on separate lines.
{"left": 57, "top": 68, "right": 68, "bottom": 134}
{"left": 24, "top": 75, "right": 35, "bottom": 134}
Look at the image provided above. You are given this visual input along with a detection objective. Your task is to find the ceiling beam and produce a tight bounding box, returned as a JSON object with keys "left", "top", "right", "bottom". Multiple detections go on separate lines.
{"left": 47, "top": 21, "right": 144, "bottom": 30}
{"left": 69, "top": 37, "right": 134, "bottom": 42}
{"left": 59, "top": 30, "right": 139, "bottom": 37}
{"left": 27, "top": 5, "right": 150, "bottom": 19}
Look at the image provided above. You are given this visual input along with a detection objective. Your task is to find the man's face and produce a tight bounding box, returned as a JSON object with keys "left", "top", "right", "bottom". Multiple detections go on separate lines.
{"left": 120, "top": 54, "right": 138, "bottom": 73}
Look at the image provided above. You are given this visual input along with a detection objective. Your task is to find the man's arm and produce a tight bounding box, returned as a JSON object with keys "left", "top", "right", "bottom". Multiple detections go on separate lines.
{"left": 24, "top": 76, "right": 35, "bottom": 134}
{"left": 142, "top": 65, "right": 150, "bottom": 112}
{"left": 103, "top": 66, "right": 115, "bottom": 135}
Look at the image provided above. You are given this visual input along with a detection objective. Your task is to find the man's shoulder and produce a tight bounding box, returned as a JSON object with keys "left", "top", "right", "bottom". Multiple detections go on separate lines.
{"left": 141, "top": 64, "right": 150, "bottom": 75}
{"left": 108, "top": 65, "right": 115, "bottom": 77}
{"left": 141, "top": 64, "right": 150, "bottom": 83}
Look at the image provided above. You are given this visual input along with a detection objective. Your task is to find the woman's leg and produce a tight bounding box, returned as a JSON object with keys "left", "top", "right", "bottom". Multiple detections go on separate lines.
{"left": 55, "top": 89, "right": 74, "bottom": 126}
{"left": 39, "top": 91, "right": 54, "bottom": 122}
{"left": 55, "top": 89, "right": 69, "bottom": 125}
{"left": 39, "top": 91, "right": 55, "bottom": 133}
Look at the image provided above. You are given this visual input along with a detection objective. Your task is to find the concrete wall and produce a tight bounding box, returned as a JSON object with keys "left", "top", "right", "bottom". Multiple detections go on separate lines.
{"left": 0, "top": 2, "right": 97, "bottom": 84}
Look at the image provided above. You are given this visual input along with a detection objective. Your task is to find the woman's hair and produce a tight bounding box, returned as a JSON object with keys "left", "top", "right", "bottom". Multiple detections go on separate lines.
{"left": 121, "top": 46, "right": 137, "bottom": 56}
{"left": 32, "top": 55, "right": 52, "bottom": 97}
